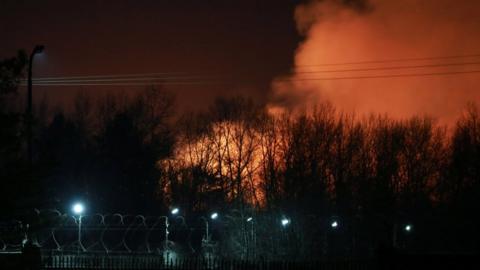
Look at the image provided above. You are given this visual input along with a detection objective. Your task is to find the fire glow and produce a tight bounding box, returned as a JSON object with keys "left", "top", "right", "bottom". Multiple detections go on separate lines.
{"left": 162, "top": 121, "right": 268, "bottom": 206}
{"left": 270, "top": 0, "right": 480, "bottom": 125}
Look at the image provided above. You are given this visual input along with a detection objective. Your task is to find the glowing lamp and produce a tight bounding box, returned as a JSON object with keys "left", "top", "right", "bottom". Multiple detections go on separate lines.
{"left": 72, "top": 203, "right": 84, "bottom": 215}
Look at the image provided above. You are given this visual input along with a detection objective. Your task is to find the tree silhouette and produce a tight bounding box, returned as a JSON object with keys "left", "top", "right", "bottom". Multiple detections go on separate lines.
{"left": 0, "top": 51, "right": 28, "bottom": 218}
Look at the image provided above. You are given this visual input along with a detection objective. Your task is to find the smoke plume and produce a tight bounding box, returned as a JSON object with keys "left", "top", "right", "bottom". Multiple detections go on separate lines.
{"left": 271, "top": 0, "right": 480, "bottom": 124}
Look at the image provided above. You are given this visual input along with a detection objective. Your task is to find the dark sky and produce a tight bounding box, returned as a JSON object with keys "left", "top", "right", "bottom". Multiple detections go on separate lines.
{"left": 0, "top": 0, "right": 301, "bottom": 111}
{"left": 4, "top": 0, "right": 478, "bottom": 124}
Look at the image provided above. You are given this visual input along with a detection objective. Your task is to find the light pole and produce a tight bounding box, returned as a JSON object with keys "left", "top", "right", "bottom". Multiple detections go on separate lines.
{"left": 27, "top": 45, "right": 44, "bottom": 168}
{"left": 161, "top": 216, "right": 169, "bottom": 251}
{"left": 170, "top": 207, "right": 187, "bottom": 226}
{"left": 246, "top": 216, "right": 256, "bottom": 259}
{"left": 199, "top": 212, "right": 218, "bottom": 261}
{"left": 393, "top": 222, "right": 413, "bottom": 248}
{"left": 200, "top": 212, "right": 218, "bottom": 244}
{"left": 72, "top": 202, "right": 85, "bottom": 253}
{"left": 162, "top": 207, "right": 180, "bottom": 260}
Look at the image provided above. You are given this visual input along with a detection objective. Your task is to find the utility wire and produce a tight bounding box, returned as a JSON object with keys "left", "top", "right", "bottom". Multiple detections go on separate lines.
{"left": 25, "top": 60, "right": 480, "bottom": 84}
{"left": 31, "top": 76, "right": 209, "bottom": 83}
{"left": 24, "top": 69, "right": 480, "bottom": 87}
{"left": 296, "top": 53, "right": 480, "bottom": 67}
{"left": 32, "top": 72, "right": 189, "bottom": 81}
{"left": 295, "top": 61, "right": 480, "bottom": 73}
{"left": 279, "top": 69, "right": 480, "bottom": 81}
{"left": 26, "top": 81, "right": 227, "bottom": 87}
{"left": 18, "top": 55, "right": 480, "bottom": 87}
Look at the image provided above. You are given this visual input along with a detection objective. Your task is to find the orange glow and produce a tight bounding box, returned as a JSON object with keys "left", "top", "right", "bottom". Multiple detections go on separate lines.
{"left": 163, "top": 121, "right": 266, "bottom": 207}
{"left": 271, "top": 0, "right": 480, "bottom": 125}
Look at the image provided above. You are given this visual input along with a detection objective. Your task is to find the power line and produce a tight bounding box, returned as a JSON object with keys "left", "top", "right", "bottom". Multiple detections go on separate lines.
{"left": 32, "top": 72, "right": 189, "bottom": 81}
{"left": 25, "top": 80, "right": 228, "bottom": 87}
{"left": 296, "top": 61, "right": 480, "bottom": 74}
{"left": 23, "top": 60, "right": 480, "bottom": 85}
{"left": 18, "top": 57, "right": 480, "bottom": 88}
{"left": 280, "top": 69, "right": 480, "bottom": 81}
{"left": 296, "top": 53, "right": 480, "bottom": 67}
{"left": 22, "top": 69, "right": 480, "bottom": 87}
{"left": 31, "top": 75, "right": 209, "bottom": 83}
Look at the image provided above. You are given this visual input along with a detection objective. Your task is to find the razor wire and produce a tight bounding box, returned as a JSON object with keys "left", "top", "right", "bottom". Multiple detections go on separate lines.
{"left": 0, "top": 209, "right": 202, "bottom": 256}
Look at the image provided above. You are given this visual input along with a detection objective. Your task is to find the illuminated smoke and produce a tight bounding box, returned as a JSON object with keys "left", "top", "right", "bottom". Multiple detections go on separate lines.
{"left": 271, "top": 0, "right": 480, "bottom": 125}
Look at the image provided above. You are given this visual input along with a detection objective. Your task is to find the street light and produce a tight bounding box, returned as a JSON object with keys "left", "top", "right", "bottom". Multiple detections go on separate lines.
{"left": 281, "top": 218, "right": 290, "bottom": 227}
{"left": 331, "top": 220, "right": 339, "bottom": 228}
{"left": 72, "top": 203, "right": 84, "bottom": 215}
{"left": 71, "top": 202, "right": 85, "bottom": 253}
{"left": 164, "top": 207, "right": 179, "bottom": 254}
{"left": 246, "top": 216, "right": 256, "bottom": 259}
{"left": 27, "top": 45, "right": 44, "bottom": 168}
{"left": 199, "top": 213, "right": 219, "bottom": 261}
{"left": 200, "top": 212, "right": 218, "bottom": 244}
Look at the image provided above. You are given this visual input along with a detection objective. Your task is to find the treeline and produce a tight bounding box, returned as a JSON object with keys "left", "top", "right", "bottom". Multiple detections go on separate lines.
{"left": 162, "top": 98, "right": 480, "bottom": 257}
{"left": 1, "top": 58, "right": 175, "bottom": 215}
{"left": 1, "top": 52, "right": 479, "bottom": 258}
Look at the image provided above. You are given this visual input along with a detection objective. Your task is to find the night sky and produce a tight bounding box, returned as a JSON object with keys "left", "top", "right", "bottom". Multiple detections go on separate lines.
{"left": 1, "top": 0, "right": 300, "bottom": 111}
{"left": 2, "top": 0, "right": 480, "bottom": 123}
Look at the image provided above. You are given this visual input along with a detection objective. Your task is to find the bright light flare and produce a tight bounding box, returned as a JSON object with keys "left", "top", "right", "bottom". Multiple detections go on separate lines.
{"left": 281, "top": 218, "right": 290, "bottom": 226}
{"left": 405, "top": 224, "right": 412, "bottom": 232}
{"left": 247, "top": 217, "right": 253, "bottom": 222}
{"left": 210, "top": 212, "right": 218, "bottom": 220}
{"left": 171, "top": 208, "right": 179, "bottom": 215}
{"left": 72, "top": 203, "right": 84, "bottom": 215}
{"left": 331, "top": 221, "right": 338, "bottom": 228}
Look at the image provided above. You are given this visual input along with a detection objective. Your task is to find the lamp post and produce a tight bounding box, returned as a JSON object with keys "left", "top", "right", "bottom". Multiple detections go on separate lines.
{"left": 199, "top": 212, "right": 218, "bottom": 261}
{"left": 165, "top": 207, "right": 179, "bottom": 250}
{"left": 200, "top": 212, "right": 218, "bottom": 244}
{"left": 72, "top": 202, "right": 85, "bottom": 253}
{"left": 162, "top": 207, "right": 180, "bottom": 259}
{"left": 161, "top": 216, "right": 169, "bottom": 251}
{"left": 170, "top": 207, "right": 187, "bottom": 226}
{"left": 246, "top": 216, "right": 256, "bottom": 259}
{"left": 27, "top": 45, "right": 44, "bottom": 168}
{"left": 393, "top": 222, "right": 413, "bottom": 248}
